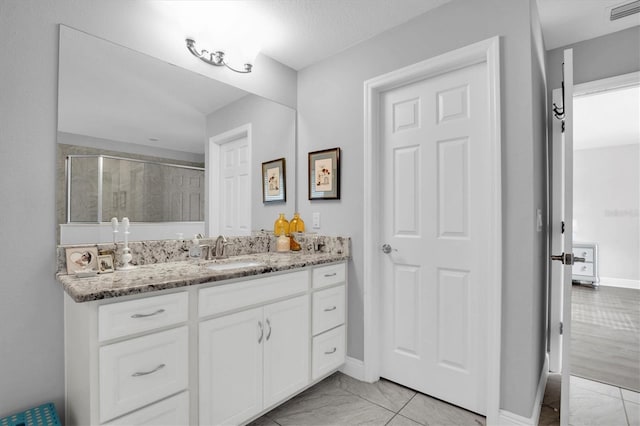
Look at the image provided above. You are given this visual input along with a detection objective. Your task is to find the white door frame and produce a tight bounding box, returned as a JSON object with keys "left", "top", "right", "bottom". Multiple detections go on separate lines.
{"left": 363, "top": 36, "right": 502, "bottom": 423}
{"left": 205, "top": 123, "right": 252, "bottom": 237}
{"left": 548, "top": 70, "right": 640, "bottom": 373}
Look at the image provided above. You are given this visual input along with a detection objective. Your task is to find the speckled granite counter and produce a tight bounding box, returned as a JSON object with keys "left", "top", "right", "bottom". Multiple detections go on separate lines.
{"left": 57, "top": 252, "right": 348, "bottom": 302}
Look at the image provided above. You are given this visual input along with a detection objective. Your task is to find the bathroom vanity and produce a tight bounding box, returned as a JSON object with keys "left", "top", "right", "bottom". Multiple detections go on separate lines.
{"left": 59, "top": 250, "right": 348, "bottom": 425}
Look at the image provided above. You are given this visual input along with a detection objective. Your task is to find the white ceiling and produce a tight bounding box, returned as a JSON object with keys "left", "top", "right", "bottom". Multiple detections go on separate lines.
{"left": 154, "top": 0, "right": 451, "bottom": 71}
{"left": 574, "top": 84, "right": 640, "bottom": 150}
{"left": 537, "top": 0, "right": 640, "bottom": 50}
{"left": 59, "top": 1, "right": 639, "bottom": 154}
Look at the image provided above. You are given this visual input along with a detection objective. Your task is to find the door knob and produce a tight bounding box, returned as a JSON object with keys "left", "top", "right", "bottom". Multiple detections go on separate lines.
{"left": 381, "top": 244, "right": 397, "bottom": 254}
{"left": 550, "top": 252, "right": 584, "bottom": 265}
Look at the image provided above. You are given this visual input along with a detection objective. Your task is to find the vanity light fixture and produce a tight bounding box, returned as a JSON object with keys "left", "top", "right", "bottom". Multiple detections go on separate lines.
{"left": 185, "top": 38, "right": 253, "bottom": 73}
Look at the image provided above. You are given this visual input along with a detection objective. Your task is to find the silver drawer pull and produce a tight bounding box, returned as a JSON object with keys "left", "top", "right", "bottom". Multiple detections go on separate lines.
{"left": 324, "top": 347, "right": 337, "bottom": 355}
{"left": 266, "top": 318, "right": 272, "bottom": 341}
{"left": 132, "top": 363, "right": 165, "bottom": 377}
{"left": 131, "top": 309, "right": 165, "bottom": 319}
{"left": 324, "top": 306, "right": 337, "bottom": 312}
{"left": 258, "top": 321, "right": 264, "bottom": 344}
{"left": 324, "top": 273, "right": 337, "bottom": 277}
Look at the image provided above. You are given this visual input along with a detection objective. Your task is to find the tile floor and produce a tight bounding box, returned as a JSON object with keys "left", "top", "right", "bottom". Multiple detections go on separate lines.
{"left": 250, "top": 372, "right": 485, "bottom": 426}
{"left": 540, "top": 373, "right": 639, "bottom": 426}
{"left": 250, "top": 371, "right": 640, "bottom": 426}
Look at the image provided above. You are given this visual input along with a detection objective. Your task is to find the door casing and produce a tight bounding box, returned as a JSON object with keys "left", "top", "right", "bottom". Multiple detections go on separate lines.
{"left": 206, "top": 123, "right": 252, "bottom": 237}
{"left": 363, "top": 36, "right": 502, "bottom": 424}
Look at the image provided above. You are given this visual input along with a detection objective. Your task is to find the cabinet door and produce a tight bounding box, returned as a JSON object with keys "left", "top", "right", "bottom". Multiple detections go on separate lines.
{"left": 199, "top": 307, "right": 263, "bottom": 425}
{"left": 263, "top": 295, "right": 310, "bottom": 408}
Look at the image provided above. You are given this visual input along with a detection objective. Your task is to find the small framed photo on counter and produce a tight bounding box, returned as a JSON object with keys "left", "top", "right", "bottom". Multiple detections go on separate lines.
{"left": 98, "top": 254, "right": 115, "bottom": 274}
{"left": 309, "top": 147, "right": 340, "bottom": 200}
{"left": 262, "top": 158, "right": 286, "bottom": 203}
{"left": 65, "top": 247, "right": 99, "bottom": 274}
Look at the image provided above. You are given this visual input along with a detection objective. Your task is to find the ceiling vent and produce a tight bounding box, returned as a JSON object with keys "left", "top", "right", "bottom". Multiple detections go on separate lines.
{"left": 610, "top": 0, "right": 640, "bottom": 20}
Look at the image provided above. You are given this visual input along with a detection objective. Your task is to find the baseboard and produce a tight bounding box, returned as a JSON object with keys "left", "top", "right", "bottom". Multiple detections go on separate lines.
{"left": 599, "top": 277, "right": 640, "bottom": 290}
{"left": 498, "top": 354, "right": 549, "bottom": 425}
{"left": 340, "top": 356, "right": 366, "bottom": 381}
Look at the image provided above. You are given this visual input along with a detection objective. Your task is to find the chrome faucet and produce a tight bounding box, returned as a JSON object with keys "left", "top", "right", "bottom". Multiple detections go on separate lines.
{"left": 214, "top": 235, "right": 228, "bottom": 259}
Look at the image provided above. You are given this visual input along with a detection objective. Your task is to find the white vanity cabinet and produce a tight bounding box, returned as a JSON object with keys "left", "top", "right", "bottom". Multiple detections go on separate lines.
{"left": 64, "top": 261, "right": 347, "bottom": 426}
{"left": 198, "top": 270, "right": 310, "bottom": 425}
{"left": 64, "top": 291, "right": 190, "bottom": 426}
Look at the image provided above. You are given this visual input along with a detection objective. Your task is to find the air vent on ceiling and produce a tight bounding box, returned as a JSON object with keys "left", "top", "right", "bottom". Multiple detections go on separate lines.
{"left": 610, "top": 0, "right": 640, "bottom": 21}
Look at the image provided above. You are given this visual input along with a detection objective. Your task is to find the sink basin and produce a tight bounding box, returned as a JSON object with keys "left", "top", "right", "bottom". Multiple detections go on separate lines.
{"left": 206, "top": 261, "right": 266, "bottom": 271}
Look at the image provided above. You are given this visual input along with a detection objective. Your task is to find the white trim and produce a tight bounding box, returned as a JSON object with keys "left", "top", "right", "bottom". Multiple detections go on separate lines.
{"left": 206, "top": 123, "right": 252, "bottom": 237}
{"left": 340, "top": 357, "right": 366, "bottom": 382}
{"left": 574, "top": 71, "right": 640, "bottom": 97}
{"left": 599, "top": 277, "right": 640, "bottom": 290}
{"left": 363, "top": 36, "right": 502, "bottom": 423}
{"left": 497, "top": 355, "right": 549, "bottom": 426}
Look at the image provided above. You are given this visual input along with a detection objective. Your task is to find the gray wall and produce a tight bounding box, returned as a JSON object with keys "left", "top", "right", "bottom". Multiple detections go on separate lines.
{"left": 206, "top": 94, "right": 297, "bottom": 232}
{"left": 0, "top": 0, "right": 295, "bottom": 418}
{"left": 547, "top": 27, "right": 640, "bottom": 90}
{"left": 296, "top": 0, "right": 547, "bottom": 417}
{"left": 574, "top": 144, "right": 640, "bottom": 281}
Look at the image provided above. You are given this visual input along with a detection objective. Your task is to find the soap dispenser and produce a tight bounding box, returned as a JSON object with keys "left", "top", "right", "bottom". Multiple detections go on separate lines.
{"left": 291, "top": 213, "right": 305, "bottom": 233}
{"left": 274, "top": 213, "right": 290, "bottom": 236}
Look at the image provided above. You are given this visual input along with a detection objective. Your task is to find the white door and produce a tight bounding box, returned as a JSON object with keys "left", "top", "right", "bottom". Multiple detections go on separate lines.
{"left": 199, "top": 307, "right": 263, "bottom": 425}
{"left": 263, "top": 295, "right": 310, "bottom": 408}
{"left": 549, "top": 49, "right": 574, "bottom": 426}
{"left": 219, "top": 135, "right": 251, "bottom": 235}
{"left": 379, "top": 61, "right": 491, "bottom": 415}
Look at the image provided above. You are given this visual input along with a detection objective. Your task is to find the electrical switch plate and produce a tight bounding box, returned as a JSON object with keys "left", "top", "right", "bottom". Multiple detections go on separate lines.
{"left": 312, "top": 212, "right": 320, "bottom": 229}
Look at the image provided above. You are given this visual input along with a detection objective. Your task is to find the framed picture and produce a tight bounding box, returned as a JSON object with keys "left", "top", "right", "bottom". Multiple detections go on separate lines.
{"left": 262, "top": 158, "right": 286, "bottom": 203}
{"left": 65, "top": 246, "right": 99, "bottom": 274}
{"left": 309, "top": 147, "right": 340, "bottom": 200}
{"left": 98, "top": 254, "right": 115, "bottom": 274}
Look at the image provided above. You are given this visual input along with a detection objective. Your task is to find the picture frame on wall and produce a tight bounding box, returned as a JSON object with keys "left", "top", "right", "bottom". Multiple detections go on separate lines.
{"left": 309, "top": 147, "right": 340, "bottom": 200}
{"left": 262, "top": 158, "right": 286, "bottom": 203}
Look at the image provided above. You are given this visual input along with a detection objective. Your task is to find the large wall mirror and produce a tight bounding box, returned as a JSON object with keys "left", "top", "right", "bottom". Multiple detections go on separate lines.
{"left": 56, "top": 26, "right": 296, "bottom": 244}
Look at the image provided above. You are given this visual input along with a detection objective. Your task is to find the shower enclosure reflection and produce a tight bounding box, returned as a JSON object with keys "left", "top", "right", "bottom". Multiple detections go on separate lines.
{"left": 66, "top": 155, "right": 204, "bottom": 223}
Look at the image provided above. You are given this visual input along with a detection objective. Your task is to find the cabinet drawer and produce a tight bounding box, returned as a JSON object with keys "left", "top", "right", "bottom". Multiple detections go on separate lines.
{"left": 99, "top": 292, "right": 188, "bottom": 342}
{"left": 99, "top": 327, "right": 189, "bottom": 423}
{"left": 104, "top": 391, "right": 189, "bottom": 425}
{"left": 199, "top": 270, "right": 308, "bottom": 317}
{"left": 573, "top": 247, "right": 594, "bottom": 263}
{"left": 312, "top": 325, "right": 346, "bottom": 380}
{"left": 312, "top": 285, "right": 345, "bottom": 336}
{"left": 572, "top": 262, "right": 594, "bottom": 277}
{"left": 312, "top": 263, "right": 346, "bottom": 289}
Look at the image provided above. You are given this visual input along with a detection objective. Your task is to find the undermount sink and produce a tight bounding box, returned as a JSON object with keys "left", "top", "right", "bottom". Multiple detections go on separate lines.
{"left": 206, "top": 260, "right": 266, "bottom": 271}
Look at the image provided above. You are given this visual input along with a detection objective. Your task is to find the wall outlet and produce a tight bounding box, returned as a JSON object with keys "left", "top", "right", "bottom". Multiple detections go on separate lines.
{"left": 312, "top": 212, "right": 320, "bottom": 229}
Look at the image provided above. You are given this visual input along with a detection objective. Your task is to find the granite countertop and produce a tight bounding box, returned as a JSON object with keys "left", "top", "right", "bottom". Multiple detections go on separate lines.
{"left": 57, "top": 252, "right": 348, "bottom": 303}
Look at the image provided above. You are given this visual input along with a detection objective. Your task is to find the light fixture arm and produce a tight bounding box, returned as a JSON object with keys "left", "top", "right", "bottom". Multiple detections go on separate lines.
{"left": 185, "top": 38, "right": 253, "bottom": 73}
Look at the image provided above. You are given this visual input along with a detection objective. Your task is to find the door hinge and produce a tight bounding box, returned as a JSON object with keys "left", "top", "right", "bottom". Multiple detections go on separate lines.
{"left": 561, "top": 221, "right": 565, "bottom": 234}
{"left": 559, "top": 322, "right": 563, "bottom": 335}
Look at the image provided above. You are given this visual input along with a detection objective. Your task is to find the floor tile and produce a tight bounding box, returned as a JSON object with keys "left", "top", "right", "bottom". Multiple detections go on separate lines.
{"left": 538, "top": 404, "right": 560, "bottom": 426}
{"left": 386, "top": 414, "right": 423, "bottom": 426}
{"left": 569, "top": 385, "right": 627, "bottom": 426}
{"left": 399, "top": 393, "right": 485, "bottom": 426}
{"left": 544, "top": 373, "right": 561, "bottom": 410}
{"left": 331, "top": 372, "right": 417, "bottom": 412}
{"left": 247, "top": 415, "right": 280, "bottom": 426}
{"left": 571, "top": 375, "right": 622, "bottom": 399}
{"left": 625, "top": 400, "right": 640, "bottom": 426}
{"left": 623, "top": 389, "right": 640, "bottom": 405}
{"left": 265, "top": 375, "right": 395, "bottom": 426}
